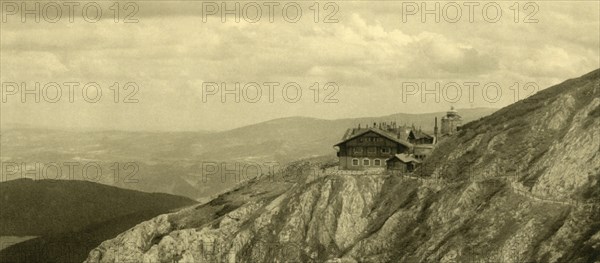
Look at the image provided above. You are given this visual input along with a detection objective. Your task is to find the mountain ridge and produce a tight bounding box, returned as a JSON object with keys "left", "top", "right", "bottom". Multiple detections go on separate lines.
{"left": 1, "top": 107, "right": 496, "bottom": 134}
{"left": 84, "top": 69, "right": 600, "bottom": 263}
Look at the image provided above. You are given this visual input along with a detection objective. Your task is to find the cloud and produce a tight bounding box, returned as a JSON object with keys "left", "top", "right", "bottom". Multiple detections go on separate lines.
{"left": 0, "top": 2, "right": 598, "bottom": 131}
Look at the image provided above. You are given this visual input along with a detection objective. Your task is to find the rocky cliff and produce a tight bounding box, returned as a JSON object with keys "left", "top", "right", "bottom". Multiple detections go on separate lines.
{"left": 85, "top": 69, "right": 600, "bottom": 263}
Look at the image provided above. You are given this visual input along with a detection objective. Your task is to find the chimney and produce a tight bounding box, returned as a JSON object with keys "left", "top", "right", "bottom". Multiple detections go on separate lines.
{"left": 434, "top": 117, "right": 439, "bottom": 141}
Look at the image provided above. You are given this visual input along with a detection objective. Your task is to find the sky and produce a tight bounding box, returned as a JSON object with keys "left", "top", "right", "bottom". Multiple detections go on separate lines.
{"left": 1, "top": 0, "right": 599, "bottom": 131}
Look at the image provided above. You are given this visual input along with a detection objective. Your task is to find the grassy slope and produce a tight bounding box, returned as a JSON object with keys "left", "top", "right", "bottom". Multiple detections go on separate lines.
{"left": 424, "top": 69, "right": 599, "bottom": 187}
{"left": 0, "top": 178, "right": 197, "bottom": 236}
{"left": 0, "top": 179, "right": 197, "bottom": 263}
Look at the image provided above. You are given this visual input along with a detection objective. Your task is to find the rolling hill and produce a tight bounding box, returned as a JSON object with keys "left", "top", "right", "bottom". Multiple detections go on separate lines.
{"left": 0, "top": 179, "right": 196, "bottom": 263}
{"left": 0, "top": 108, "right": 496, "bottom": 201}
{"left": 0, "top": 178, "right": 196, "bottom": 236}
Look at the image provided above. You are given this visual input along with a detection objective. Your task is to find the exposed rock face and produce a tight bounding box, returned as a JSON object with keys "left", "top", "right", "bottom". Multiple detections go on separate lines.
{"left": 85, "top": 69, "right": 600, "bottom": 263}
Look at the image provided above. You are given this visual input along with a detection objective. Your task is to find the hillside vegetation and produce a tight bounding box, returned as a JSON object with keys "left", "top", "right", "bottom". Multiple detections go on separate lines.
{"left": 0, "top": 179, "right": 196, "bottom": 263}
{"left": 424, "top": 68, "right": 600, "bottom": 201}
{"left": 0, "top": 179, "right": 197, "bottom": 236}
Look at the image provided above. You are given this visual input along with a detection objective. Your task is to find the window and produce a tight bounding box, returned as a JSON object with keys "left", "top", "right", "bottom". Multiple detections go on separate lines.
{"left": 363, "top": 159, "right": 370, "bottom": 166}
{"left": 374, "top": 159, "right": 381, "bottom": 166}
{"left": 368, "top": 147, "right": 376, "bottom": 154}
{"left": 352, "top": 159, "right": 359, "bottom": 166}
{"left": 353, "top": 147, "right": 363, "bottom": 153}
{"left": 381, "top": 147, "right": 390, "bottom": 154}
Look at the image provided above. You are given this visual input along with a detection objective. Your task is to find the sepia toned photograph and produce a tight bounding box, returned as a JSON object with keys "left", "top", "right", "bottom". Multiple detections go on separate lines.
{"left": 0, "top": 1, "right": 599, "bottom": 262}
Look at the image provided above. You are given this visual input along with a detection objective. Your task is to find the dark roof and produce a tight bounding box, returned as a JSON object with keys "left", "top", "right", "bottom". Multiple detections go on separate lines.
{"left": 334, "top": 128, "right": 412, "bottom": 148}
{"left": 386, "top": 153, "right": 421, "bottom": 164}
{"left": 340, "top": 126, "right": 411, "bottom": 141}
{"left": 409, "top": 130, "right": 433, "bottom": 140}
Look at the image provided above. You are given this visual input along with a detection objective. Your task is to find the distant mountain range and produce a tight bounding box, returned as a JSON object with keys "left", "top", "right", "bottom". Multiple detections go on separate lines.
{"left": 0, "top": 108, "right": 496, "bottom": 201}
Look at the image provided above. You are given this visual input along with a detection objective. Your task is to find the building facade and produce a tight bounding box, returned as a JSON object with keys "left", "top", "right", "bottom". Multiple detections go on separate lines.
{"left": 413, "top": 144, "right": 434, "bottom": 160}
{"left": 334, "top": 108, "right": 463, "bottom": 170}
{"left": 335, "top": 126, "right": 412, "bottom": 170}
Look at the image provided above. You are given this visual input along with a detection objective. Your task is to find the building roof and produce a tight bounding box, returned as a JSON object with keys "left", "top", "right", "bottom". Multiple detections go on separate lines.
{"left": 409, "top": 130, "right": 433, "bottom": 140}
{"left": 339, "top": 126, "right": 411, "bottom": 141}
{"left": 386, "top": 153, "right": 421, "bottom": 164}
{"left": 334, "top": 128, "right": 413, "bottom": 148}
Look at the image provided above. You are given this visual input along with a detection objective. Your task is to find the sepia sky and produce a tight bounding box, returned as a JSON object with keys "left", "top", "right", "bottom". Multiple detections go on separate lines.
{"left": 1, "top": 1, "right": 599, "bottom": 131}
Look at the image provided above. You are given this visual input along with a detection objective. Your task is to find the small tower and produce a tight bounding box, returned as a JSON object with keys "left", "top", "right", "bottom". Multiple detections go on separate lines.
{"left": 441, "top": 106, "right": 462, "bottom": 136}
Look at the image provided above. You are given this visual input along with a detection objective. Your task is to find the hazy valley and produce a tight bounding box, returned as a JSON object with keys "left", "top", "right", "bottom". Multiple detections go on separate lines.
{"left": 0, "top": 108, "right": 496, "bottom": 202}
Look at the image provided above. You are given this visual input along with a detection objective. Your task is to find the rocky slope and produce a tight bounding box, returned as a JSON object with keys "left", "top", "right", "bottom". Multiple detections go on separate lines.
{"left": 85, "top": 69, "right": 599, "bottom": 263}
